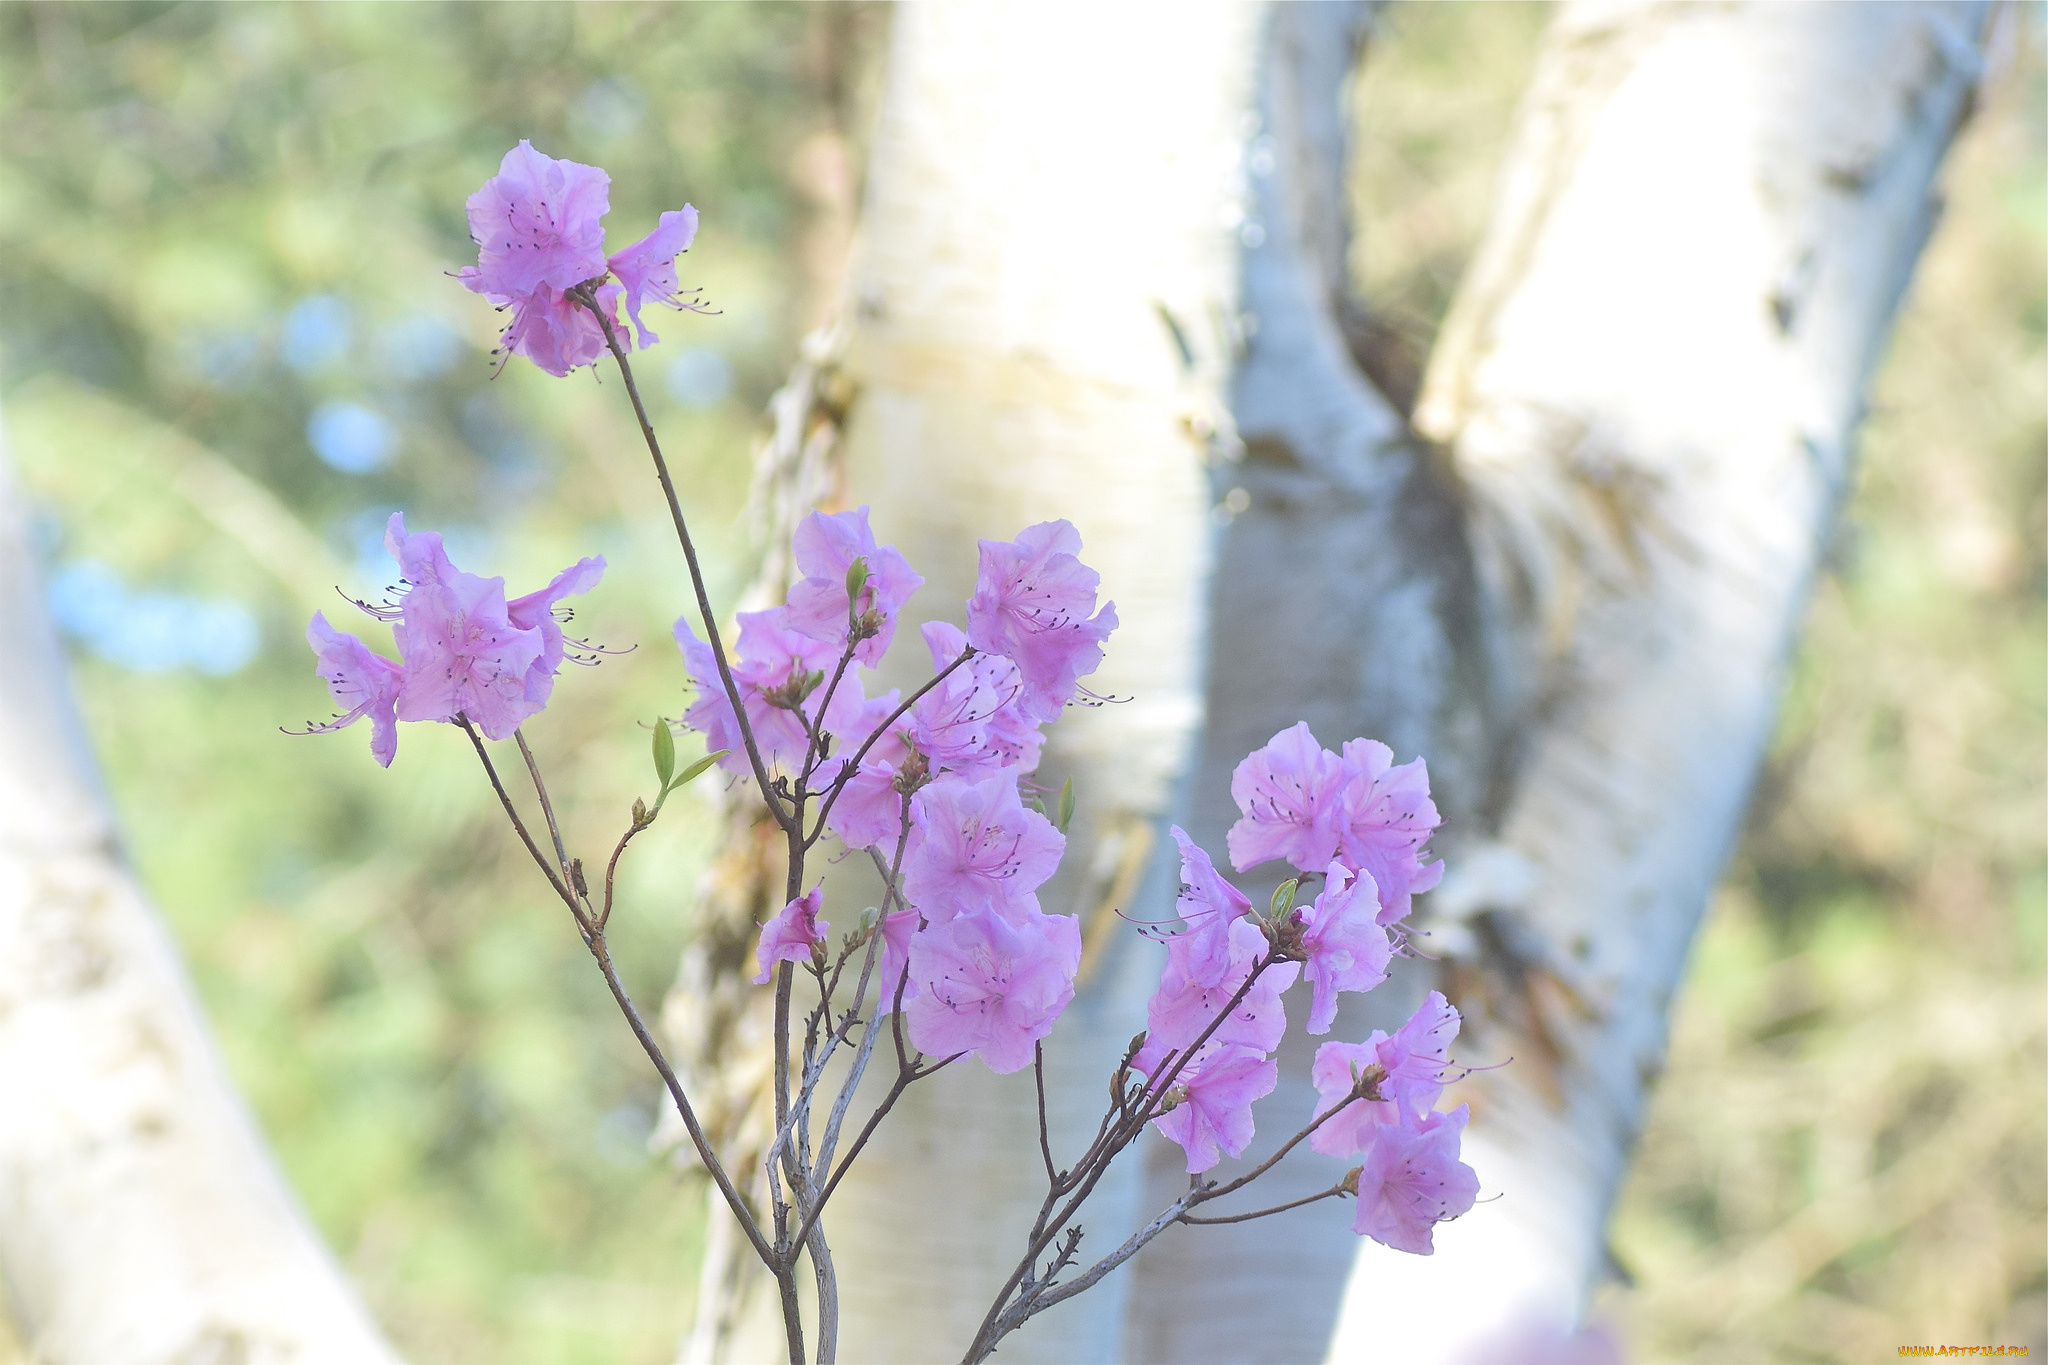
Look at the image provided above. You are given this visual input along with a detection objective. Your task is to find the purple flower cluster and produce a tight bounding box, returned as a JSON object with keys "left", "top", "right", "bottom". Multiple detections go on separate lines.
{"left": 670, "top": 508, "right": 1112, "bottom": 1075}
{"left": 1125, "top": 724, "right": 1473, "bottom": 1252}
{"left": 303, "top": 515, "right": 604, "bottom": 765}
{"left": 458, "top": 140, "right": 705, "bottom": 376}
{"left": 682, "top": 507, "right": 1476, "bottom": 1254}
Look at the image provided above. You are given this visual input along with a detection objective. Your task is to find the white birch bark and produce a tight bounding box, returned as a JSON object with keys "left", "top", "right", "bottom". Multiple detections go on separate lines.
{"left": 670, "top": 5, "right": 1261, "bottom": 1361}
{"left": 0, "top": 444, "right": 402, "bottom": 1364}
{"left": 1326, "top": 3, "right": 1988, "bottom": 1359}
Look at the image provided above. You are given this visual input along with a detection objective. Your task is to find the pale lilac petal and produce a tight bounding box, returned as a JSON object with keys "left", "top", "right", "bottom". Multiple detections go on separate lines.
{"left": 903, "top": 772, "right": 1065, "bottom": 924}
{"left": 1336, "top": 740, "right": 1444, "bottom": 926}
{"left": 783, "top": 507, "right": 925, "bottom": 667}
{"left": 463, "top": 141, "right": 612, "bottom": 300}
{"left": 965, "top": 520, "right": 1116, "bottom": 722}
{"left": 605, "top": 206, "right": 700, "bottom": 348}
{"left": 1351, "top": 1105, "right": 1479, "bottom": 1254}
{"left": 1168, "top": 827, "right": 1251, "bottom": 988}
{"left": 507, "top": 555, "right": 606, "bottom": 710}
{"left": 753, "top": 886, "right": 828, "bottom": 984}
{"left": 305, "top": 612, "right": 404, "bottom": 767}
{"left": 1151, "top": 1043, "right": 1278, "bottom": 1174}
{"left": 903, "top": 908, "right": 1079, "bottom": 1072}
{"left": 1298, "top": 862, "right": 1393, "bottom": 1034}
{"left": 1226, "top": 722, "right": 1349, "bottom": 874}
{"left": 909, "top": 621, "right": 1042, "bottom": 780}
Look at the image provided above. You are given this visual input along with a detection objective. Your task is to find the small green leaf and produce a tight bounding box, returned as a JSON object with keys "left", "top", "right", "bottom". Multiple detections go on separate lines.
{"left": 1269, "top": 877, "right": 1300, "bottom": 919}
{"left": 1056, "top": 777, "right": 1076, "bottom": 833}
{"left": 651, "top": 719, "right": 676, "bottom": 788}
{"left": 671, "top": 750, "right": 728, "bottom": 789}
{"left": 845, "top": 556, "right": 870, "bottom": 608}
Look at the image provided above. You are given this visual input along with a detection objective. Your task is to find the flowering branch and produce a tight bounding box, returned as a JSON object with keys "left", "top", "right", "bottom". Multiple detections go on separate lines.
{"left": 294, "top": 141, "right": 1489, "bottom": 1365}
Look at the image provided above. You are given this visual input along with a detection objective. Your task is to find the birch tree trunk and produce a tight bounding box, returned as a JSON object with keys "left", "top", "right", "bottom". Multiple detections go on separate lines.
{"left": 1139, "top": 3, "right": 1994, "bottom": 1362}
{"left": 673, "top": 2, "right": 1991, "bottom": 1361}
{"left": 0, "top": 444, "right": 402, "bottom": 1364}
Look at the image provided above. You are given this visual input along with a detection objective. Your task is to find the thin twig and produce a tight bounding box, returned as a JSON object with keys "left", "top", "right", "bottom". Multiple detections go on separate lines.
{"left": 584, "top": 934, "right": 776, "bottom": 1267}
{"left": 514, "top": 730, "right": 573, "bottom": 885}
{"left": 1178, "top": 1185, "right": 1346, "bottom": 1226}
{"left": 578, "top": 289, "right": 792, "bottom": 833}
{"left": 458, "top": 718, "right": 585, "bottom": 931}
{"left": 805, "top": 648, "right": 976, "bottom": 848}
{"left": 1034, "top": 1042, "right": 1057, "bottom": 1186}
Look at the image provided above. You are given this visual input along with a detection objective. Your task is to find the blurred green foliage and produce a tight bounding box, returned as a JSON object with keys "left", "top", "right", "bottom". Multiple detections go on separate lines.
{"left": 0, "top": 4, "right": 878, "bottom": 1360}
{"left": 0, "top": 3, "right": 2040, "bottom": 1364}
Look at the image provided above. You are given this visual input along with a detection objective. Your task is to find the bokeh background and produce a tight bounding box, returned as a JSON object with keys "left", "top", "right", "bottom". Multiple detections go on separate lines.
{"left": 0, "top": 4, "right": 2039, "bottom": 1362}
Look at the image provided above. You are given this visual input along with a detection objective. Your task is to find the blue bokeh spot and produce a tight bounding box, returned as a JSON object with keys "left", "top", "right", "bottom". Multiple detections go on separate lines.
{"left": 309, "top": 401, "right": 397, "bottom": 474}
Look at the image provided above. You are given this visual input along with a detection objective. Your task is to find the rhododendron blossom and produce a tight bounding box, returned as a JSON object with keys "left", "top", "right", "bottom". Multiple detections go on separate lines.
{"left": 458, "top": 140, "right": 702, "bottom": 375}
{"left": 1349, "top": 1105, "right": 1479, "bottom": 1254}
{"left": 1228, "top": 723, "right": 1445, "bottom": 927}
{"left": 1150, "top": 1043, "right": 1278, "bottom": 1174}
{"left": 902, "top": 772, "right": 1065, "bottom": 924}
{"left": 909, "top": 622, "right": 1042, "bottom": 781}
{"left": 784, "top": 506, "right": 924, "bottom": 667}
{"left": 1336, "top": 738, "right": 1445, "bottom": 925}
{"left": 965, "top": 520, "right": 1117, "bottom": 721}
{"left": 1226, "top": 721, "right": 1349, "bottom": 873}
{"left": 674, "top": 606, "right": 882, "bottom": 782}
{"left": 301, "top": 514, "right": 605, "bottom": 750}
{"left": 1295, "top": 862, "right": 1393, "bottom": 1034}
{"left": 606, "top": 207, "right": 701, "bottom": 348}
{"left": 1167, "top": 825, "right": 1252, "bottom": 988}
{"left": 459, "top": 140, "right": 611, "bottom": 301}
{"left": 754, "top": 886, "right": 828, "bottom": 984}
{"left": 305, "top": 613, "right": 404, "bottom": 767}
{"left": 1135, "top": 916, "right": 1297, "bottom": 1075}
{"left": 903, "top": 908, "right": 1082, "bottom": 1073}
{"left": 1309, "top": 991, "right": 1462, "bottom": 1158}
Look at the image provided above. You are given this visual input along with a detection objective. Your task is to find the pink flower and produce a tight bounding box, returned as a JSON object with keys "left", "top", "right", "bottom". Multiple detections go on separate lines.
{"left": 910, "top": 622, "right": 1043, "bottom": 781}
{"left": 1167, "top": 827, "right": 1251, "bottom": 989}
{"left": 459, "top": 141, "right": 611, "bottom": 301}
{"left": 872, "top": 907, "right": 920, "bottom": 1015}
{"left": 506, "top": 554, "right": 606, "bottom": 712}
{"left": 1335, "top": 739, "right": 1444, "bottom": 926}
{"left": 1307, "top": 1037, "right": 1397, "bottom": 1159}
{"left": 1296, "top": 862, "right": 1393, "bottom": 1034}
{"left": 674, "top": 606, "right": 876, "bottom": 783}
{"left": 1308, "top": 991, "right": 1462, "bottom": 1158}
{"left": 605, "top": 207, "right": 703, "bottom": 348}
{"left": 753, "top": 886, "right": 828, "bottom": 984}
{"left": 304, "top": 613, "right": 404, "bottom": 767}
{"left": 1350, "top": 1105, "right": 1479, "bottom": 1254}
{"left": 965, "top": 521, "right": 1117, "bottom": 722}
{"left": 1372, "top": 990, "right": 1461, "bottom": 1118}
{"left": 494, "top": 282, "right": 624, "bottom": 377}
{"left": 1150, "top": 1043, "right": 1278, "bottom": 1174}
{"left": 820, "top": 717, "right": 914, "bottom": 852}
{"left": 457, "top": 142, "right": 703, "bottom": 374}
{"left": 1134, "top": 917, "right": 1297, "bottom": 1076}
{"left": 385, "top": 515, "right": 543, "bottom": 741}
{"left": 304, "top": 515, "right": 604, "bottom": 759}
{"left": 902, "top": 772, "right": 1065, "bottom": 924}
{"left": 784, "top": 507, "right": 925, "bottom": 668}
{"left": 1226, "top": 723, "right": 1350, "bottom": 874}
{"left": 903, "top": 908, "right": 1082, "bottom": 1072}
